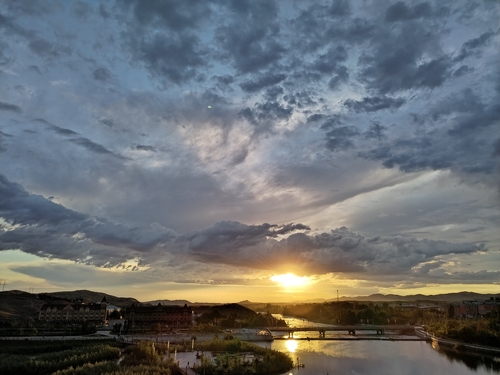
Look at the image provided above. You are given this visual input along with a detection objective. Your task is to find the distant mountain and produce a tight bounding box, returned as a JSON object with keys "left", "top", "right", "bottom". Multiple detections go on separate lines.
{"left": 205, "top": 303, "right": 257, "bottom": 319}
{"left": 40, "top": 290, "right": 139, "bottom": 308}
{"left": 334, "top": 291, "right": 500, "bottom": 303}
{"left": 2, "top": 289, "right": 498, "bottom": 324}
{"left": 239, "top": 291, "right": 500, "bottom": 305}
{"left": 0, "top": 290, "right": 44, "bottom": 321}
{"left": 0, "top": 290, "right": 138, "bottom": 323}
{"left": 144, "top": 299, "right": 192, "bottom": 306}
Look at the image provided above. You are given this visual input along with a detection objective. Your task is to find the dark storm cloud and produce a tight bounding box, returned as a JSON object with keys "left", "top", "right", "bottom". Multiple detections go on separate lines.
{"left": 0, "top": 130, "right": 12, "bottom": 138}
{"left": 211, "top": 75, "right": 235, "bottom": 91}
{"left": 360, "top": 50, "right": 453, "bottom": 93}
{"left": 385, "top": 1, "right": 433, "bottom": 22}
{"left": 239, "top": 100, "right": 293, "bottom": 133}
{"left": 92, "top": 67, "right": 112, "bottom": 81}
{"left": 303, "top": 45, "right": 350, "bottom": 89}
{"left": 0, "top": 174, "right": 87, "bottom": 226}
{"left": 98, "top": 3, "right": 110, "bottom": 19}
{"left": 0, "top": 131, "right": 12, "bottom": 153}
{"left": 0, "top": 101, "right": 22, "bottom": 113}
{"left": 230, "top": 147, "right": 249, "bottom": 166}
{"left": 411, "top": 268, "right": 500, "bottom": 284}
{"left": 68, "top": 137, "right": 123, "bottom": 158}
{"left": 28, "top": 37, "right": 71, "bottom": 59}
{"left": 264, "top": 86, "right": 284, "bottom": 102}
{"left": 328, "top": 66, "right": 350, "bottom": 89}
{"left": 135, "top": 32, "right": 207, "bottom": 86}
{"left": 460, "top": 227, "right": 486, "bottom": 234}
{"left": 311, "top": 46, "right": 348, "bottom": 74}
{"left": 494, "top": 138, "right": 500, "bottom": 157}
{"left": 182, "top": 223, "right": 484, "bottom": 276}
{"left": 321, "top": 119, "right": 360, "bottom": 152}
{"left": 0, "top": 174, "right": 176, "bottom": 264}
{"left": 240, "top": 72, "right": 287, "bottom": 93}
{"left": 454, "top": 30, "right": 496, "bottom": 62}
{"left": 282, "top": 90, "right": 317, "bottom": 108}
{"left": 364, "top": 122, "right": 387, "bottom": 140}
{"left": 214, "top": 1, "right": 285, "bottom": 74}
{"left": 0, "top": 0, "right": 57, "bottom": 16}
{"left": 429, "top": 88, "right": 482, "bottom": 121}
{"left": 212, "top": 75, "right": 234, "bottom": 86}
{"left": 328, "top": 0, "right": 351, "bottom": 17}
{"left": 0, "top": 12, "right": 36, "bottom": 39}
{"left": 361, "top": 135, "right": 451, "bottom": 173}
{"left": 118, "top": 0, "right": 212, "bottom": 86}
{"left": 344, "top": 96, "right": 406, "bottom": 113}
{"left": 0, "top": 175, "right": 490, "bottom": 280}
{"left": 184, "top": 221, "right": 310, "bottom": 254}
{"left": 35, "top": 119, "right": 80, "bottom": 136}
{"left": 359, "top": 85, "right": 500, "bottom": 175}
{"left": 134, "top": 144, "right": 156, "bottom": 152}
{"left": 360, "top": 130, "right": 498, "bottom": 175}
{"left": 72, "top": 0, "right": 94, "bottom": 19}
{"left": 28, "top": 65, "right": 42, "bottom": 74}
{"left": 358, "top": 19, "right": 453, "bottom": 94}
{"left": 121, "top": 0, "right": 210, "bottom": 32}
{"left": 255, "top": 101, "right": 293, "bottom": 121}
{"left": 452, "top": 65, "right": 472, "bottom": 78}
{"left": 448, "top": 100, "right": 500, "bottom": 138}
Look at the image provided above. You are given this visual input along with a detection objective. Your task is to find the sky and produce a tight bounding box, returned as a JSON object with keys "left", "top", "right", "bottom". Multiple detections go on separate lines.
{"left": 0, "top": 0, "right": 499, "bottom": 303}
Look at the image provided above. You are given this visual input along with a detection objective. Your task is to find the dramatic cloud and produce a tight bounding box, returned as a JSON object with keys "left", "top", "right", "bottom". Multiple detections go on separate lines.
{"left": 183, "top": 223, "right": 485, "bottom": 277}
{"left": 344, "top": 96, "right": 406, "bottom": 113}
{"left": 0, "top": 174, "right": 176, "bottom": 266}
{"left": 1, "top": 174, "right": 486, "bottom": 285}
{"left": 0, "top": 101, "right": 22, "bottom": 113}
{"left": 0, "top": 0, "right": 498, "bottom": 299}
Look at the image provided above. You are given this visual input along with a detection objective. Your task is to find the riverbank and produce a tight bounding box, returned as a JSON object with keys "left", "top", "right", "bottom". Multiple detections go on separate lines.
{"left": 415, "top": 328, "right": 500, "bottom": 356}
{"left": 274, "top": 336, "right": 423, "bottom": 341}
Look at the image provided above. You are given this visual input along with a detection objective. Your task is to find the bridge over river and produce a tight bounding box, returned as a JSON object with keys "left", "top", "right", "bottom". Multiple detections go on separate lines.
{"left": 267, "top": 325, "right": 416, "bottom": 338}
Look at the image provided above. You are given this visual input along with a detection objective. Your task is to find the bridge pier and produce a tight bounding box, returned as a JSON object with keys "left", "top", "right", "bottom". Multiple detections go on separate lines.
{"left": 347, "top": 329, "right": 356, "bottom": 335}
{"left": 288, "top": 331, "right": 294, "bottom": 338}
{"left": 319, "top": 330, "right": 326, "bottom": 338}
{"left": 376, "top": 329, "right": 385, "bottom": 335}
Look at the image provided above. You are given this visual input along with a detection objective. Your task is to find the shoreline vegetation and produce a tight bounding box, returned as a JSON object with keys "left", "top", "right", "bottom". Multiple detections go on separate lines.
{"left": 274, "top": 301, "right": 500, "bottom": 349}
{"left": 0, "top": 338, "right": 294, "bottom": 375}
{"left": 415, "top": 328, "right": 500, "bottom": 356}
{"left": 1, "top": 292, "right": 499, "bottom": 372}
{"left": 1, "top": 325, "right": 499, "bottom": 374}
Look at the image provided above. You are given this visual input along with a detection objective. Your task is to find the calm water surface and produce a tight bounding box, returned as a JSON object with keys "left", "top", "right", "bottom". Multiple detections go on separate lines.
{"left": 254, "top": 315, "right": 500, "bottom": 375}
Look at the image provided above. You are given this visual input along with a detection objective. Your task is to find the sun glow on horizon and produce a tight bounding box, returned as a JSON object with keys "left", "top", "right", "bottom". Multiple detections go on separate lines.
{"left": 270, "top": 273, "right": 312, "bottom": 289}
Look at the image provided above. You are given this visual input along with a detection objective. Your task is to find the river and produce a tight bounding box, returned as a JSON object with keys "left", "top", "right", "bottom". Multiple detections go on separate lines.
{"left": 253, "top": 315, "right": 500, "bottom": 374}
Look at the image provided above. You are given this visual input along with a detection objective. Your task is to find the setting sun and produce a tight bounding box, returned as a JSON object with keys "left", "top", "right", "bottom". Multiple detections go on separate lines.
{"left": 270, "top": 273, "right": 312, "bottom": 288}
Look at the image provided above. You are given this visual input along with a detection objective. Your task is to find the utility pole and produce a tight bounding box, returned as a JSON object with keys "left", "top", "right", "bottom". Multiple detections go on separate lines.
{"left": 1, "top": 280, "right": 6, "bottom": 291}
{"left": 337, "top": 290, "right": 339, "bottom": 303}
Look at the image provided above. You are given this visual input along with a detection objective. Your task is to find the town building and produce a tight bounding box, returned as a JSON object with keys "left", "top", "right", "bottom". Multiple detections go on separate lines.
{"left": 448, "top": 300, "right": 500, "bottom": 318}
{"left": 125, "top": 303, "right": 192, "bottom": 328}
{"left": 38, "top": 297, "right": 108, "bottom": 324}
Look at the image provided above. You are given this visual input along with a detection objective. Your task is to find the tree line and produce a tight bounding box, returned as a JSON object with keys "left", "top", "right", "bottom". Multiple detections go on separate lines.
{"left": 276, "top": 301, "right": 500, "bottom": 347}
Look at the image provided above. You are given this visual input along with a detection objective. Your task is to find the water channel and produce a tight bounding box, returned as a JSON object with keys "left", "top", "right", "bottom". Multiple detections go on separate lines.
{"left": 254, "top": 316, "right": 500, "bottom": 375}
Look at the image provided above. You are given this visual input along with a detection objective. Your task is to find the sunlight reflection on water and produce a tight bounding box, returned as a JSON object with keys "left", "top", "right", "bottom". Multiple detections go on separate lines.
{"left": 258, "top": 315, "right": 499, "bottom": 375}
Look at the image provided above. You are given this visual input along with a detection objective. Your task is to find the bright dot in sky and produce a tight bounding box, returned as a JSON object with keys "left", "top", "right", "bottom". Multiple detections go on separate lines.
{"left": 207, "top": 105, "right": 212, "bottom": 108}
{"left": 270, "top": 273, "right": 311, "bottom": 288}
